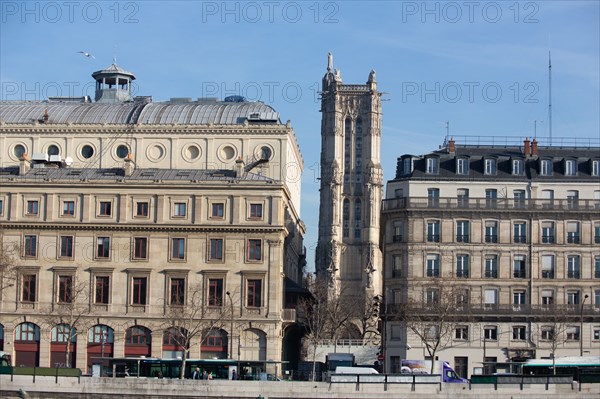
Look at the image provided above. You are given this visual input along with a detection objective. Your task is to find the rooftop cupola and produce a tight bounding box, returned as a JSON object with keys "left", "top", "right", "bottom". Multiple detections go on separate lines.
{"left": 92, "top": 60, "right": 136, "bottom": 103}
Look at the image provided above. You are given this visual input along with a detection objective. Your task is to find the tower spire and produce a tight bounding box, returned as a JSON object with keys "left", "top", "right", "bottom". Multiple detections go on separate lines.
{"left": 327, "top": 52, "right": 333, "bottom": 72}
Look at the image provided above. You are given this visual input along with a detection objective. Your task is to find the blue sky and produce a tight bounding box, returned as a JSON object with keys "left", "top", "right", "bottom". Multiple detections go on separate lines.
{"left": 2, "top": 1, "right": 599, "bottom": 271}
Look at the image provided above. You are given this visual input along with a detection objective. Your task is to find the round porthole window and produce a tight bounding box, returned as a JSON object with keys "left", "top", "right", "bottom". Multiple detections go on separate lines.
{"left": 13, "top": 144, "right": 26, "bottom": 158}
{"left": 81, "top": 145, "right": 95, "bottom": 159}
{"left": 260, "top": 146, "right": 272, "bottom": 160}
{"left": 116, "top": 144, "right": 129, "bottom": 159}
{"left": 48, "top": 145, "right": 60, "bottom": 156}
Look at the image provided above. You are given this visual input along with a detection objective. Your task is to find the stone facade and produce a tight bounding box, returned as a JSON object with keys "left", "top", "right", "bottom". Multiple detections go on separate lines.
{"left": 381, "top": 137, "right": 600, "bottom": 376}
{"left": 0, "top": 62, "right": 306, "bottom": 374}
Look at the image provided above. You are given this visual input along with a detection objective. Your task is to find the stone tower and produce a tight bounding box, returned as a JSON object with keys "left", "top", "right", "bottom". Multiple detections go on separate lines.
{"left": 316, "top": 53, "right": 383, "bottom": 303}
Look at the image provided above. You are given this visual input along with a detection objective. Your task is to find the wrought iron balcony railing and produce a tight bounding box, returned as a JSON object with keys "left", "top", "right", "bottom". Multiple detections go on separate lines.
{"left": 383, "top": 197, "right": 600, "bottom": 212}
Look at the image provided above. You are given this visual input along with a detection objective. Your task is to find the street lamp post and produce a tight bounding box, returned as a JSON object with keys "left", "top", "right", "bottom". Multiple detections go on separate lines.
{"left": 580, "top": 294, "right": 589, "bottom": 356}
{"left": 226, "top": 291, "right": 234, "bottom": 359}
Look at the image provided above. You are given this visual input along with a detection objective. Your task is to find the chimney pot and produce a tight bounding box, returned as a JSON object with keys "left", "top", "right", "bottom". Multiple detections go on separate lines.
{"left": 531, "top": 138, "right": 538, "bottom": 156}
{"left": 523, "top": 137, "right": 531, "bottom": 157}
{"left": 448, "top": 137, "right": 456, "bottom": 154}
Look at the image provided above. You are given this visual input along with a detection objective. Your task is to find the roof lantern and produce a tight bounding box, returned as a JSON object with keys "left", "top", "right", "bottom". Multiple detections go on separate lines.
{"left": 91, "top": 60, "right": 136, "bottom": 103}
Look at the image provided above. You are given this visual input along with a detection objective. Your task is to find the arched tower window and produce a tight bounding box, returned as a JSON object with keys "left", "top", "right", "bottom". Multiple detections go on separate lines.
{"left": 354, "top": 118, "right": 362, "bottom": 183}
{"left": 354, "top": 199, "right": 362, "bottom": 238}
{"left": 343, "top": 199, "right": 350, "bottom": 238}
{"left": 344, "top": 117, "right": 352, "bottom": 184}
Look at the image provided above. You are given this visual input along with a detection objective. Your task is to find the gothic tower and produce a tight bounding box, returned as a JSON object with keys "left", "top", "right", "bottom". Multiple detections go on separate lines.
{"left": 316, "top": 53, "right": 383, "bottom": 302}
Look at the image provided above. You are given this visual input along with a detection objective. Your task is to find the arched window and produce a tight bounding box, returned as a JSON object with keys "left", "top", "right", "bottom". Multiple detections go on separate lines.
{"left": 354, "top": 118, "right": 362, "bottom": 183}
{"left": 125, "top": 326, "right": 152, "bottom": 357}
{"left": 343, "top": 199, "right": 350, "bottom": 238}
{"left": 52, "top": 324, "right": 76, "bottom": 343}
{"left": 163, "top": 327, "right": 188, "bottom": 359}
{"left": 201, "top": 328, "right": 228, "bottom": 359}
{"left": 14, "top": 322, "right": 40, "bottom": 367}
{"left": 344, "top": 117, "right": 352, "bottom": 184}
{"left": 16, "top": 322, "right": 40, "bottom": 342}
{"left": 354, "top": 199, "right": 362, "bottom": 238}
{"left": 51, "top": 324, "right": 77, "bottom": 368}
{"left": 87, "top": 324, "right": 114, "bottom": 375}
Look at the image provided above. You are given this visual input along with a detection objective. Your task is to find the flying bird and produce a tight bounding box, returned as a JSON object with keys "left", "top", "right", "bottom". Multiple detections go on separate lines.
{"left": 77, "top": 51, "right": 95, "bottom": 59}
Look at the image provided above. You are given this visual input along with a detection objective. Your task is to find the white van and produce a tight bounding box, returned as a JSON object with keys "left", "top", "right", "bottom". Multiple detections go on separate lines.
{"left": 334, "top": 366, "right": 379, "bottom": 374}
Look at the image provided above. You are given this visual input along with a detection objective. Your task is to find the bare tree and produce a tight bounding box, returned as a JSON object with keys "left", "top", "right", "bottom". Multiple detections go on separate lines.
{"left": 0, "top": 239, "right": 18, "bottom": 294}
{"left": 160, "top": 283, "right": 230, "bottom": 379}
{"left": 390, "top": 279, "right": 469, "bottom": 374}
{"left": 354, "top": 293, "right": 382, "bottom": 342}
{"left": 533, "top": 310, "right": 576, "bottom": 374}
{"left": 42, "top": 276, "right": 91, "bottom": 368}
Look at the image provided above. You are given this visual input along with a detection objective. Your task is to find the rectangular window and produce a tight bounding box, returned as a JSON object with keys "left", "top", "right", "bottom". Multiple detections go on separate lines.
{"left": 24, "top": 235, "right": 37, "bottom": 257}
{"left": 132, "top": 277, "right": 147, "bottom": 305}
{"left": 512, "top": 159, "right": 524, "bottom": 176}
{"left": 567, "top": 190, "right": 579, "bottom": 210}
{"left": 171, "top": 238, "right": 185, "bottom": 260}
{"left": 567, "top": 290, "right": 580, "bottom": 306}
{"left": 96, "top": 237, "right": 110, "bottom": 258}
{"left": 541, "top": 289, "right": 554, "bottom": 306}
{"left": 541, "top": 221, "right": 555, "bottom": 243}
{"left": 595, "top": 257, "right": 600, "bottom": 279}
{"left": 512, "top": 326, "right": 526, "bottom": 340}
{"left": 567, "top": 255, "right": 580, "bottom": 279}
{"left": 392, "top": 222, "right": 403, "bottom": 242}
{"left": 485, "top": 189, "right": 497, "bottom": 208}
{"left": 485, "top": 221, "right": 498, "bottom": 243}
{"left": 593, "top": 160, "right": 600, "bottom": 176}
{"left": 174, "top": 202, "right": 187, "bottom": 217}
{"left": 209, "top": 238, "right": 224, "bottom": 261}
{"left": 211, "top": 203, "right": 224, "bottom": 218}
{"left": 426, "top": 158, "right": 439, "bottom": 174}
{"left": 22, "top": 274, "right": 37, "bottom": 302}
{"left": 456, "top": 254, "right": 469, "bottom": 278}
{"left": 390, "top": 325, "right": 402, "bottom": 340}
{"left": 99, "top": 201, "right": 112, "bottom": 216}
{"left": 542, "top": 255, "right": 554, "bottom": 278}
{"left": 133, "top": 237, "right": 148, "bottom": 260}
{"left": 136, "top": 202, "right": 149, "bottom": 217}
{"left": 595, "top": 223, "right": 600, "bottom": 244}
{"left": 208, "top": 278, "right": 223, "bottom": 306}
{"left": 392, "top": 255, "right": 402, "bottom": 278}
{"left": 427, "top": 188, "right": 439, "bottom": 208}
{"left": 565, "top": 160, "right": 577, "bottom": 176}
{"left": 63, "top": 201, "right": 75, "bottom": 216}
{"left": 26, "top": 200, "right": 39, "bottom": 215}
{"left": 456, "top": 220, "right": 470, "bottom": 243}
{"left": 249, "top": 203, "right": 263, "bottom": 219}
{"left": 247, "top": 279, "right": 262, "bottom": 307}
{"left": 513, "top": 290, "right": 526, "bottom": 306}
{"left": 541, "top": 326, "right": 554, "bottom": 341}
{"left": 426, "top": 288, "right": 439, "bottom": 305}
{"left": 485, "top": 159, "right": 497, "bottom": 175}
{"left": 0, "top": 198, "right": 3, "bottom": 215}
{"left": 95, "top": 276, "right": 110, "bottom": 304}
{"left": 426, "top": 254, "right": 440, "bottom": 277}
{"left": 594, "top": 327, "right": 600, "bottom": 341}
{"left": 455, "top": 326, "right": 469, "bottom": 340}
{"left": 484, "top": 289, "right": 498, "bottom": 308}
{"left": 60, "top": 235, "right": 74, "bottom": 258}
{"left": 58, "top": 276, "right": 73, "bottom": 303}
{"left": 513, "top": 255, "right": 526, "bottom": 278}
{"left": 513, "top": 190, "right": 526, "bottom": 208}
{"left": 513, "top": 222, "right": 527, "bottom": 243}
{"left": 567, "top": 221, "right": 580, "bottom": 244}
{"left": 540, "top": 159, "right": 552, "bottom": 176}
{"left": 170, "top": 278, "right": 185, "bottom": 306}
{"left": 427, "top": 220, "right": 440, "bottom": 242}
{"left": 247, "top": 239, "right": 262, "bottom": 261}
{"left": 541, "top": 189, "right": 554, "bottom": 208}
{"left": 484, "top": 325, "right": 498, "bottom": 340}
{"left": 457, "top": 188, "right": 469, "bottom": 208}
{"left": 456, "top": 158, "right": 468, "bottom": 175}
{"left": 485, "top": 256, "right": 498, "bottom": 278}
{"left": 566, "top": 326, "right": 580, "bottom": 341}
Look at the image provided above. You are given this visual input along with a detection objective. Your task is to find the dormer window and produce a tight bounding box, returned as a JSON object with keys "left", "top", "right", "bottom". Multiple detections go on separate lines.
{"left": 456, "top": 158, "right": 468, "bottom": 175}
{"left": 565, "top": 159, "right": 577, "bottom": 176}
{"left": 592, "top": 160, "right": 599, "bottom": 176}
{"left": 484, "top": 158, "right": 497, "bottom": 175}
{"left": 403, "top": 157, "right": 413, "bottom": 176}
{"left": 512, "top": 159, "right": 524, "bottom": 176}
{"left": 540, "top": 159, "right": 552, "bottom": 176}
{"left": 426, "top": 157, "right": 439, "bottom": 174}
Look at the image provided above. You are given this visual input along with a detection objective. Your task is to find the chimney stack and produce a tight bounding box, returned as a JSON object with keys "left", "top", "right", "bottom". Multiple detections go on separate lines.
{"left": 235, "top": 157, "right": 245, "bottom": 178}
{"left": 448, "top": 137, "right": 456, "bottom": 154}
{"left": 531, "top": 138, "right": 538, "bottom": 156}
{"left": 523, "top": 137, "right": 531, "bottom": 157}
{"left": 19, "top": 153, "right": 31, "bottom": 175}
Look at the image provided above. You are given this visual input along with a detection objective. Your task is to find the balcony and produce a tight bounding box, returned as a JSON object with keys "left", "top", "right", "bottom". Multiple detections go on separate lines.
{"left": 513, "top": 270, "right": 526, "bottom": 278}
{"left": 456, "top": 270, "right": 469, "bottom": 278}
{"left": 484, "top": 270, "right": 498, "bottom": 278}
{"left": 541, "top": 270, "right": 554, "bottom": 279}
{"left": 567, "top": 271, "right": 581, "bottom": 279}
{"left": 382, "top": 197, "right": 600, "bottom": 212}
{"left": 514, "top": 235, "right": 527, "bottom": 244}
{"left": 567, "top": 235, "right": 580, "bottom": 244}
{"left": 427, "top": 234, "right": 440, "bottom": 243}
{"left": 392, "top": 235, "right": 403, "bottom": 243}
{"left": 456, "top": 235, "right": 470, "bottom": 243}
{"left": 384, "top": 303, "right": 599, "bottom": 318}
{"left": 485, "top": 235, "right": 498, "bottom": 243}
{"left": 541, "top": 236, "right": 555, "bottom": 244}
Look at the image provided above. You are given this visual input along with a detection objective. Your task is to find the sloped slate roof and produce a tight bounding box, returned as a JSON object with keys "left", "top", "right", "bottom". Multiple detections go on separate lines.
{"left": 0, "top": 101, "right": 280, "bottom": 125}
